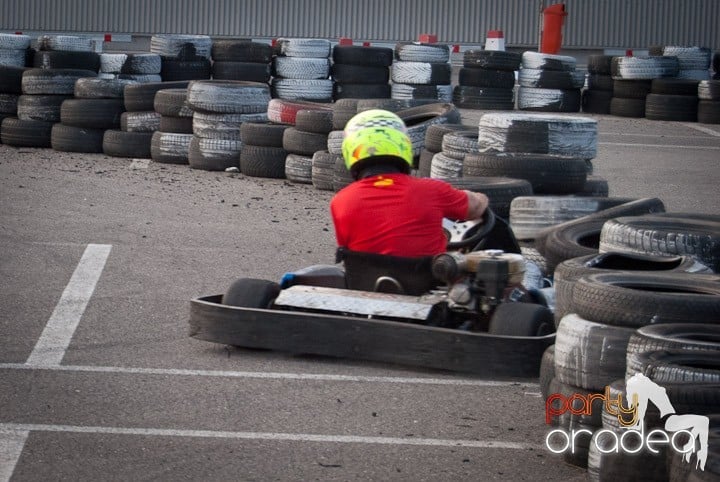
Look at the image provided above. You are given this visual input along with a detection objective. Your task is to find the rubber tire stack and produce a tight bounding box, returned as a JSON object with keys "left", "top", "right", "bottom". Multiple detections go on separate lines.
{"left": 517, "top": 52, "right": 583, "bottom": 113}
{"left": 430, "top": 130, "right": 478, "bottom": 179}
{"left": 32, "top": 35, "right": 100, "bottom": 71}
{"left": 279, "top": 105, "right": 333, "bottom": 184}
{"left": 210, "top": 40, "right": 272, "bottom": 84}
{"left": 0, "top": 32, "right": 31, "bottom": 68}
{"left": 698, "top": 79, "right": 720, "bottom": 124}
{"left": 452, "top": 50, "right": 520, "bottom": 110}
{"left": 582, "top": 55, "right": 614, "bottom": 114}
{"left": 0, "top": 65, "right": 55, "bottom": 147}
{"left": 271, "top": 38, "right": 333, "bottom": 102}
{"left": 610, "top": 56, "right": 680, "bottom": 118}
{"left": 98, "top": 53, "right": 162, "bottom": 83}
{"left": 182, "top": 80, "right": 271, "bottom": 170}
{"left": 650, "top": 45, "right": 712, "bottom": 80}
{"left": 239, "top": 121, "right": 290, "bottom": 179}
{"left": 150, "top": 34, "right": 212, "bottom": 82}
{"left": 330, "top": 45, "right": 393, "bottom": 100}
{"left": 391, "top": 42, "right": 452, "bottom": 102}
{"left": 121, "top": 81, "right": 191, "bottom": 156}
{"left": 645, "top": 78, "right": 700, "bottom": 122}
{"left": 416, "top": 123, "right": 471, "bottom": 177}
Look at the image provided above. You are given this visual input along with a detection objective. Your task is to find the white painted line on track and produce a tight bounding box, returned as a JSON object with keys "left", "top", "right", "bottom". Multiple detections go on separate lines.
{"left": 25, "top": 244, "right": 112, "bottom": 367}
{"left": 0, "top": 423, "right": 535, "bottom": 450}
{"left": 0, "top": 363, "right": 536, "bottom": 387}
{"left": 0, "top": 429, "right": 27, "bottom": 482}
{"left": 129, "top": 159, "right": 150, "bottom": 169}
{"left": 683, "top": 123, "right": 720, "bottom": 137}
{"left": 599, "top": 142, "right": 720, "bottom": 150}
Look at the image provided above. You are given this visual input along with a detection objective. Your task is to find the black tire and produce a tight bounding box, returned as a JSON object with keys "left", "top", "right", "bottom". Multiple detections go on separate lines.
{"left": 424, "top": 123, "right": 472, "bottom": 153}
{"left": 599, "top": 213, "right": 720, "bottom": 272}
{"left": 509, "top": 196, "right": 637, "bottom": 241}
{"left": 554, "top": 313, "right": 636, "bottom": 391}
{"left": 50, "top": 123, "right": 105, "bottom": 153}
{"left": 517, "top": 87, "right": 582, "bottom": 113}
{"left": 569, "top": 272, "right": 720, "bottom": 328}
{"left": 188, "top": 137, "right": 241, "bottom": 171}
{"left": 451, "top": 85, "right": 515, "bottom": 110}
{"left": 445, "top": 177, "right": 533, "bottom": 218}
{"left": 311, "top": 150, "right": 338, "bottom": 191}
{"left": 21, "top": 68, "right": 97, "bottom": 95}
{"left": 698, "top": 80, "right": 720, "bottom": 100}
{"left": 0, "top": 65, "right": 27, "bottom": 94}
{"left": 645, "top": 93, "right": 698, "bottom": 121}
{"left": 159, "top": 115, "right": 194, "bottom": 134}
{"left": 609, "top": 96, "right": 646, "bottom": 117}
{"left": 211, "top": 41, "right": 272, "bottom": 63}
{"left": 161, "top": 58, "right": 212, "bottom": 81}
{"left": 150, "top": 131, "right": 192, "bottom": 164}
{"left": 239, "top": 144, "right": 288, "bottom": 178}
{"left": 391, "top": 61, "right": 452, "bottom": 85}
{"left": 536, "top": 198, "right": 666, "bottom": 274}
{"left": 240, "top": 122, "right": 289, "bottom": 147}
{"left": 153, "top": 88, "right": 191, "bottom": 117}
{"left": 416, "top": 149, "right": 434, "bottom": 177}
{"left": 488, "top": 302, "right": 554, "bottom": 336}
{"left": 188, "top": 80, "right": 271, "bottom": 114}
{"left": 651, "top": 78, "right": 701, "bottom": 96}
{"left": 457, "top": 68, "right": 516, "bottom": 89}
{"left": 120, "top": 111, "right": 161, "bottom": 133}
{"left": 579, "top": 175, "right": 609, "bottom": 197}
{"left": 586, "top": 74, "right": 614, "bottom": 91}
{"left": 211, "top": 61, "right": 271, "bottom": 82}
{"left": 332, "top": 46, "right": 394, "bottom": 67}
{"left": 60, "top": 98, "right": 125, "bottom": 129}
{"left": 522, "top": 52, "right": 576, "bottom": 72}
{"left": 587, "top": 55, "right": 614, "bottom": 75}
{"left": 539, "top": 345, "right": 555, "bottom": 400}
{"left": 632, "top": 350, "right": 720, "bottom": 385}
{"left": 284, "top": 153, "right": 313, "bottom": 184}
{"left": 612, "top": 79, "right": 652, "bottom": 99}
{"left": 553, "top": 252, "right": 710, "bottom": 326}
{"left": 294, "top": 109, "right": 334, "bottom": 134}
{"left": 222, "top": 278, "right": 280, "bottom": 308}
{"left": 0, "top": 117, "right": 53, "bottom": 147}
{"left": 582, "top": 89, "right": 612, "bottom": 114}
{"left": 626, "top": 324, "right": 720, "bottom": 378}
{"left": 32, "top": 50, "right": 100, "bottom": 71}
{"left": 332, "top": 83, "right": 391, "bottom": 100}
{"left": 74, "top": 78, "right": 134, "bottom": 99}
{"left": 267, "top": 98, "right": 333, "bottom": 125}
{"left": 102, "top": 129, "right": 153, "bottom": 158}
{"left": 518, "top": 69, "right": 585, "bottom": 90}
{"left": 124, "top": 81, "right": 191, "bottom": 112}
{"left": 698, "top": 100, "right": 720, "bottom": 124}
{"left": 462, "top": 152, "right": 587, "bottom": 195}
{"left": 16, "top": 94, "right": 71, "bottom": 122}
{"left": 462, "top": 50, "right": 521, "bottom": 71}
{"left": 330, "top": 63, "right": 389, "bottom": 84}
{"left": 282, "top": 127, "right": 328, "bottom": 156}
{"left": 331, "top": 99, "right": 360, "bottom": 130}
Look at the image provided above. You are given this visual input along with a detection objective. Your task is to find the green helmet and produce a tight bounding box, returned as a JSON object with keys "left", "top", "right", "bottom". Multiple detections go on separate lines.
{"left": 341, "top": 109, "right": 413, "bottom": 173}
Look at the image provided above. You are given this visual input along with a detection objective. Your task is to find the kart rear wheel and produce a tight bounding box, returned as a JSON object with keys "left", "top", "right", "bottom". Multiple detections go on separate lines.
{"left": 488, "top": 302, "right": 554, "bottom": 337}
{"left": 222, "top": 278, "right": 280, "bottom": 308}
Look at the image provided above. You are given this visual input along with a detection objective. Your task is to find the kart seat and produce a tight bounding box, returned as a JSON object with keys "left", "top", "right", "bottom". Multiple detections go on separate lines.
{"left": 336, "top": 247, "right": 439, "bottom": 296}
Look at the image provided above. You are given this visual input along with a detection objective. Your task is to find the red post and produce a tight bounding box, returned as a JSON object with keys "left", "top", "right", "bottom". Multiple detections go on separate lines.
{"left": 338, "top": 37, "right": 353, "bottom": 46}
{"left": 362, "top": 41, "right": 371, "bottom": 47}
{"left": 540, "top": 3, "right": 567, "bottom": 54}
{"left": 104, "top": 34, "right": 112, "bottom": 42}
{"left": 452, "top": 44, "right": 460, "bottom": 53}
{"left": 419, "top": 33, "right": 437, "bottom": 44}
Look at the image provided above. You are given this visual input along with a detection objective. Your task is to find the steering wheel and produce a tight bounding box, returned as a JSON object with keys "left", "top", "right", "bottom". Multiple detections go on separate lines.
{"left": 443, "top": 208, "right": 496, "bottom": 251}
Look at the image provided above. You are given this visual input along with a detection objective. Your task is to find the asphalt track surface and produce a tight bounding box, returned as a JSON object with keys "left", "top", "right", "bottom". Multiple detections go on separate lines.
{"left": 1, "top": 110, "right": 719, "bottom": 481}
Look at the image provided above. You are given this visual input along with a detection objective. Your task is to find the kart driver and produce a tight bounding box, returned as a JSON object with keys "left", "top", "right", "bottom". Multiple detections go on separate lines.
{"left": 330, "top": 109, "right": 489, "bottom": 257}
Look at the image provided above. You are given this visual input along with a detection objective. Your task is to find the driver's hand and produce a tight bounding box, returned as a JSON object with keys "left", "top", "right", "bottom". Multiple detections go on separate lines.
{"left": 464, "top": 190, "right": 489, "bottom": 220}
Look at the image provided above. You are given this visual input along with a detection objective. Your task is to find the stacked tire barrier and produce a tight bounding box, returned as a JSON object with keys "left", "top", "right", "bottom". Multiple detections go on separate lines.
{"left": 331, "top": 45, "right": 393, "bottom": 100}
{"left": 610, "top": 55, "right": 679, "bottom": 118}
{"left": 182, "top": 80, "right": 271, "bottom": 170}
{"left": 32, "top": 35, "right": 99, "bottom": 71}
{"left": 651, "top": 45, "right": 712, "bottom": 80}
{"left": 0, "top": 67, "right": 54, "bottom": 147}
{"left": 210, "top": 40, "right": 273, "bottom": 83}
{"left": 98, "top": 53, "right": 162, "bottom": 82}
{"left": 271, "top": 38, "right": 333, "bottom": 102}
{"left": 150, "top": 34, "right": 212, "bottom": 82}
{"left": 645, "top": 78, "right": 700, "bottom": 122}
{"left": 582, "top": 55, "right": 614, "bottom": 114}
{"left": 282, "top": 109, "right": 333, "bottom": 184}
{"left": 0, "top": 33, "right": 30, "bottom": 68}
{"left": 698, "top": 79, "right": 720, "bottom": 124}
{"left": 430, "top": 129, "right": 478, "bottom": 179}
{"left": 391, "top": 42, "right": 452, "bottom": 102}
{"left": 417, "top": 123, "right": 471, "bottom": 177}
{"left": 452, "top": 50, "right": 520, "bottom": 110}
{"left": 517, "top": 52, "right": 584, "bottom": 113}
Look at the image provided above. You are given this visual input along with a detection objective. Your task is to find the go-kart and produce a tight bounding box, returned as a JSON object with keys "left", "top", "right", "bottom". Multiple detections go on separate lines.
{"left": 189, "top": 209, "right": 556, "bottom": 378}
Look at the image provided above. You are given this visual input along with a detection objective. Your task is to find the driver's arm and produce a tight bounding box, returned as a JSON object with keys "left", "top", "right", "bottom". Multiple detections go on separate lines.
{"left": 464, "top": 190, "right": 489, "bottom": 220}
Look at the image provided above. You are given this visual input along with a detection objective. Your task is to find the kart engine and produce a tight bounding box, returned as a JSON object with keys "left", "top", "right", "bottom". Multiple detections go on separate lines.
{"left": 431, "top": 249, "right": 527, "bottom": 314}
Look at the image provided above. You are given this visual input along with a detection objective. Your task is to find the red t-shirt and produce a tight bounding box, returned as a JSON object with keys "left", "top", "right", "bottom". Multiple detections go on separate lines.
{"left": 330, "top": 173, "right": 469, "bottom": 257}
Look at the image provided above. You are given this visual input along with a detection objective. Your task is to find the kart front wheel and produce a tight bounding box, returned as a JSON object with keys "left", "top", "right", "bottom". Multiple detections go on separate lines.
{"left": 222, "top": 278, "right": 280, "bottom": 308}
{"left": 488, "top": 302, "right": 555, "bottom": 337}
